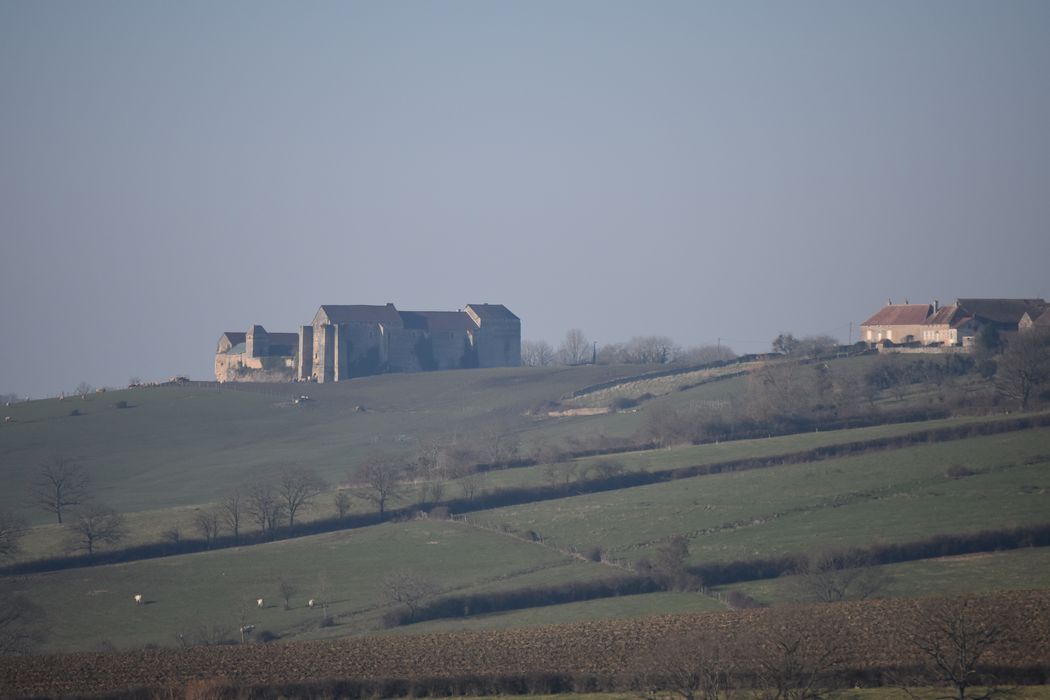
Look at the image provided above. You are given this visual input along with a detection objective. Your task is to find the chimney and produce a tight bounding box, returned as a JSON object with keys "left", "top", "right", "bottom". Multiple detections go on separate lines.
{"left": 887, "top": 298, "right": 892, "bottom": 306}
{"left": 934, "top": 299, "right": 940, "bottom": 312}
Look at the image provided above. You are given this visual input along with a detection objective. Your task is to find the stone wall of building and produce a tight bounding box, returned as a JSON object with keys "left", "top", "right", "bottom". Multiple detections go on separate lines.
{"left": 221, "top": 303, "right": 521, "bottom": 383}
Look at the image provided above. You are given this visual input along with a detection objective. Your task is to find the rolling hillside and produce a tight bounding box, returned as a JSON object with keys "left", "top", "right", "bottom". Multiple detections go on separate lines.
{"left": 2, "top": 356, "right": 1049, "bottom": 665}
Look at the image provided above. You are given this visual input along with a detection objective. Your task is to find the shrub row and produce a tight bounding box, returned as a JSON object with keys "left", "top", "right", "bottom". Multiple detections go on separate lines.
{"left": 107, "top": 663, "right": 1050, "bottom": 700}
{"left": 692, "top": 522, "right": 1050, "bottom": 585}
{"left": 382, "top": 575, "right": 661, "bottom": 627}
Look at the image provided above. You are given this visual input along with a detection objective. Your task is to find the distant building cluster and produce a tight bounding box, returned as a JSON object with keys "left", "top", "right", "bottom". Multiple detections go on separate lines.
{"left": 216, "top": 303, "right": 521, "bottom": 383}
{"left": 860, "top": 298, "right": 1049, "bottom": 350}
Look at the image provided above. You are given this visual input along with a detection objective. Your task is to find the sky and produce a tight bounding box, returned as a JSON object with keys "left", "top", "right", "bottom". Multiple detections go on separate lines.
{"left": 2, "top": 1, "right": 1049, "bottom": 398}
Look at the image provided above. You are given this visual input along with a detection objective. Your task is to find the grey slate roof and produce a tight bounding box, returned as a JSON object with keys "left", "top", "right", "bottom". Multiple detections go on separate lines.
{"left": 318, "top": 304, "right": 404, "bottom": 327}
{"left": 400, "top": 311, "right": 479, "bottom": 332}
{"left": 465, "top": 303, "right": 519, "bottom": 321}
{"left": 956, "top": 298, "right": 1047, "bottom": 326}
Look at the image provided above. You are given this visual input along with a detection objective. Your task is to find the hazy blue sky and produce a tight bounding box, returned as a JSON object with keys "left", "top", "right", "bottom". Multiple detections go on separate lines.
{"left": 2, "top": 1, "right": 1048, "bottom": 397}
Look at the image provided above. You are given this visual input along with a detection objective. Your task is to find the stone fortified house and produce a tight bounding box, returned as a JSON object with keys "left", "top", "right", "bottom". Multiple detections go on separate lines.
{"left": 215, "top": 303, "right": 521, "bottom": 383}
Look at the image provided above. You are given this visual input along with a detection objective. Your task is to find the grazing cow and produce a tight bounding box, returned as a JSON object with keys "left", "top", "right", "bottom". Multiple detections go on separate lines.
{"left": 256, "top": 598, "right": 264, "bottom": 608}
{"left": 133, "top": 594, "right": 143, "bottom": 604}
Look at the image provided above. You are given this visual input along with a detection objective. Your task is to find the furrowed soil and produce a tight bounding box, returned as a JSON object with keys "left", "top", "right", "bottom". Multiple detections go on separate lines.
{"left": 3, "top": 591, "right": 1048, "bottom": 698}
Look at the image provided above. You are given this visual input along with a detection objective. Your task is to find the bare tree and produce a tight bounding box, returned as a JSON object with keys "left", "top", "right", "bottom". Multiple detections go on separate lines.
{"left": 334, "top": 490, "right": 351, "bottom": 518}
{"left": 0, "top": 591, "right": 49, "bottom": 655}
{"left": 541, "top": 461, "right": 578, "bottom": 488}
{"left": 678, "top": 344, "right": 737, "bottom": 366}
{"left": 31, "top": 458, "right": 91, "bottom": 524}
{"left": 793, "top": 550, "right": 890, "bottom": 603}
{"left": 161, "top": 526, "right": 181, "bottom": 546}
{"left": 277, "top": 466, "right": 328, "bottom": 527}
{"left": 0, "top": 511, "right": 27, "bottom": 561}
{"left": 245, "top": 482, "right": 285, "bottom": 536}
{"left": 643, "top": 632, "right": 734, "bottom": 700}
{"left": 458, "top": 471, "right": 488, "bottom": 500}
{"left": 194, "top": 510, "right": 221, "bottom": 547}
{"left": 652, "top": 535, "right": 698, "bottom": 591}
{"left": 67, "top": 504, "right": 127, "bottom": 555}
{"left": 558, "top": 328, "right": 590, "bottom": 365}
{"left": 624, "top": 335, "right": 680, "bottom": 364}
{"left": 74, "top": 381, "right": 94, "bottom": 396}
{"left": 521, "top": 339, "right": 556, "bottom": 367}
{"left": 476, "top": 424, "right": 521, "bottom": 467}
{"left": 278, "top": 579, "right": 297, "bottom": 610}
{"left": 745, "top": 610, "right": 843, "bottom": 700}
{"left": 317, "top": 572, "right": 333, "bottom": 627}
{"left": 996, "top": 329, "right": 1050, "bottom": 410}
{"left": 905, "top": 597, "right": 1011, "bottom": 700}
{"left": 382, "top": 570, "right": 438, "bottom": 623}
{"left": 772, "top": 333, "right": 801, "bottom": 355}
{"left": 220, "top": 491, "right": 243, "bottom": 542}
{"left": 356, "top": 457, "right": 405, "bottom": 520}
{"left": 793, "top": 335, "right": 839, "bottom": 359}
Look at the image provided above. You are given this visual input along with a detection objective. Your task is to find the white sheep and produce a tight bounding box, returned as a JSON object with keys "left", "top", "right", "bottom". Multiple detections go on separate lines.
{"left": 256, "top": 597, "right": 264, "bottom": 608}
{"left": 307, "top": 599, "right": 315, "bottom": 608}
{"left": 133, "top": 594, "right": 143, "bottom": 604}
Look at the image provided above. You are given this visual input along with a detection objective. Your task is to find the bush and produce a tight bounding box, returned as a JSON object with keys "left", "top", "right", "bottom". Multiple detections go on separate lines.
{"left": 115, "top": 400, "right": 129, "bottom": 409}
{"left": 609, "top": 396, "right": 639, "bottom": 410}
{"left": 945, "top": 464, "right": 976, "bottom": 479}
{"left": 725, "top": 589, "right": 765, "bottom": 609}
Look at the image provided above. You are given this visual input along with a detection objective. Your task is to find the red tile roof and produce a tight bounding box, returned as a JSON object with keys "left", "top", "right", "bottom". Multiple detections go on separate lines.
{"left": 923, "top": 305, "right": 971, "bottom": 328}
{"left": 861, "top": 304, "right": 932, "bottom": 327}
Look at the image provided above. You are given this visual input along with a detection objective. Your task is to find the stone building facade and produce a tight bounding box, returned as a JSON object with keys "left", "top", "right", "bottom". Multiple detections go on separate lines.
{"left": 860, "top": 297, "right": 1047, "bottom": 349}
{"left": 214, "top": 327, "right": 298, "bottom": 382}
{"left": 216, "top": 303, "right": 520, "bottom": 383}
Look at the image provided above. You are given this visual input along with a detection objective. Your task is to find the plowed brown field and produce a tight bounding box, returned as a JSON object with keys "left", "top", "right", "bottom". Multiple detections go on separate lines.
{"left": 3, "top": 591, "right": 1049, "bottom": 698}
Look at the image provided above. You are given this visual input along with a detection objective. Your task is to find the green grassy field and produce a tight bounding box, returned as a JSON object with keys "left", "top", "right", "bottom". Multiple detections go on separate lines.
{"left": 4, "top": 358, "right": 1050, "bottom": 658}
{"left": 718, "top": 546, "right": 1050, "bottom": 604}
{"left": 0, "top": 365, "right": 653, "bottom": 522}
{"left": 12, "top": 412, "right": 1016, "bottom": 562}
{"left": 8, "top": 518, "right": 614, "bottom": 652}
{"left": 470, "top": 428, "right": 1050, "bottom": 564}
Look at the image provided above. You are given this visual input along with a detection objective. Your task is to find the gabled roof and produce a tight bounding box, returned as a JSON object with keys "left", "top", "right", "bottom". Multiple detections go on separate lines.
{"left": 861, "top": 304, "right": 932, "bottom": 327}
{"left": 923, "top": 305, "right": 972, "bottom": 328}
{"left": 268, "top": 332, "right": 299, "bottom": 346}
{"left": 221, "top": 332, "right": 246, "bottom": 345}
{"left": 316, "top": 304, "right": 404, "bottom": 327}
{"left": 465, "top": 303, "right": 519, "bottom": 321}
{"left": 1035, "top": 308, "right": 1050, "bottom": 327}
{"left": 399, "top": 311, "right": 479, "bottom": 332}
{"left": 956, "top": 298, "right": 1047, "bottom": 325}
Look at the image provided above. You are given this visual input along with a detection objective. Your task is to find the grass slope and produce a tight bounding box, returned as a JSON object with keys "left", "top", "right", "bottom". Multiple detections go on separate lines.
{"left": 471, "top": 428, "right": 1050, "bottom": 564}
{"left": 7, "top": 519, "right": 611, "bottom": 652}
{"left": 0, "top": 365, "right": 652, "bottom": 522}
